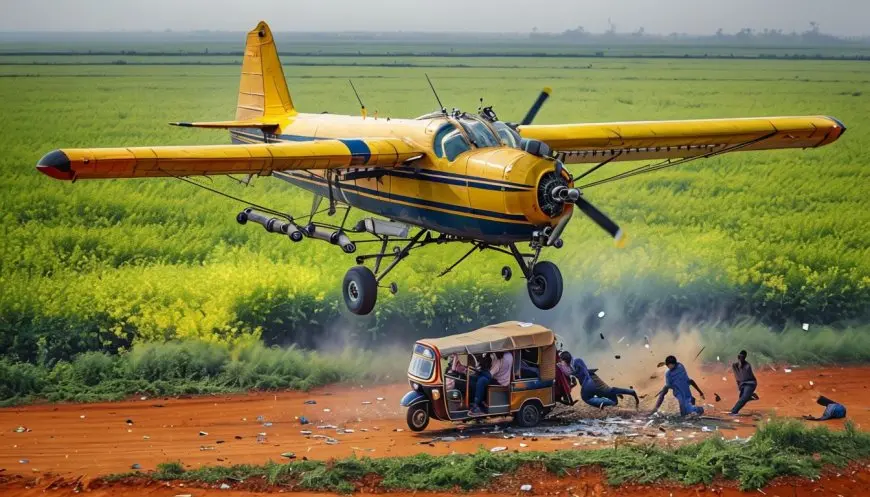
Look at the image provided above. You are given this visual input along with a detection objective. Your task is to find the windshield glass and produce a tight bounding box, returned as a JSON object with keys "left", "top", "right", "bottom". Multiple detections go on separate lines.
{"left": 409, "top": 343, "right": 436, "bottom": 379}
{"left": 458, "top": 118, "right": 500, "bottom": 148}
{"left": 493, "top": 122, "right": 522, "bottom": 149}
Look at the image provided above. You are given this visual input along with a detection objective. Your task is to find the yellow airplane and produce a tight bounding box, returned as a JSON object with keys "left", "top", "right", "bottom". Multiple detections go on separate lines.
{"left": 36, "top": 21, "right": 847, "bottom": 316}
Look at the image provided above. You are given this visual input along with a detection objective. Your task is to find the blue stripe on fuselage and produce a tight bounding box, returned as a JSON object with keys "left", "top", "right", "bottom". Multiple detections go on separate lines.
{"left": 338, "top": 139, "right": 371, "bottom": 166}
{"left": 273, "top": 171, "right": 535, "bottom": 241}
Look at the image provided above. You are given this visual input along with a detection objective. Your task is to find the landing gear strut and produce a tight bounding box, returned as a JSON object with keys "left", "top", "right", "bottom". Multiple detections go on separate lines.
{"left": 509, "top": 243, "right": 564, "bottom": 311}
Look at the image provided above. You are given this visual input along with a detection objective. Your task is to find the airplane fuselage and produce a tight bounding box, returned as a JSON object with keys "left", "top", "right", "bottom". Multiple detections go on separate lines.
{"left": 229, "top": 113, "right": 567, "bottom": 243}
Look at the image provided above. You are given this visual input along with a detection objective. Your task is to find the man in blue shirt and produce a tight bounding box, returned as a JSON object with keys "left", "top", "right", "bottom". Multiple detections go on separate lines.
{"left": 559, "top": 351, "right": 639, "bottom": 409}
{"left": 803, "top": 396, "right": 847, "bottom": 421}
{"left": 651, "top": 355, "right": 705, "bottom": 416}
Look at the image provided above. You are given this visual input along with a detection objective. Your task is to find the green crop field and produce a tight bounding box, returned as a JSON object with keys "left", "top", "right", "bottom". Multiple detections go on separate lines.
{"left": 0, "top": 45, "right": 868, "bottom": 396}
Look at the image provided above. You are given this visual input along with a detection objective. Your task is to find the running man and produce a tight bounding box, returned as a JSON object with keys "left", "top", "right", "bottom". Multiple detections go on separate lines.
{"left": 560, "top": 351, "right": 639, "bottom": 409}
{"left": 729, "top": 350, "right": 759, "bottom": 415}
{"left": 651, "top": 355, "right": 705, "bottom": 416}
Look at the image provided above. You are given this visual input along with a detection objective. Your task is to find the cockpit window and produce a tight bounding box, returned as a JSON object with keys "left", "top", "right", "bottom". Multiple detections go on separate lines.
{"left": 458, "top": 119, "right": 500, "bottom": 148}
{"left": 433, "top": 124, "right": 452, "bottom": 158}
{"left": 493, "top": 121, "right": 522, "bottom": 149}
{"left": 443, "top": 130, "right": 471, "bottom": 161}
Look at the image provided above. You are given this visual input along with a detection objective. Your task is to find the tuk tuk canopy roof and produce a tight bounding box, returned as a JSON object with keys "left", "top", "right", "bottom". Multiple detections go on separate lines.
{"left": 419, "top": 321, "right": 554, "bottom": 356}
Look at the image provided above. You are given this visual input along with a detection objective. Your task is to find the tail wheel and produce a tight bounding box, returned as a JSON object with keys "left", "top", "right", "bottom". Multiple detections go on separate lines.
{"left": 343, "top": 266, "right": 378, "bottom": 315}
{"left": 406, "top": 403, "right": 430, "bottom": 431}
{"left": 514, "top": 402, "right": 542, "bottom": 428}
{"left": 526, "top": 261, "right": 563, "bottom": 310}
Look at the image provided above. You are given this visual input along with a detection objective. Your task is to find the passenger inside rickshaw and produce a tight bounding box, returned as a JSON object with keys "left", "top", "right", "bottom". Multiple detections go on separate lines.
{"left": 517, "top": 348, "right": 541, "bottom": 378}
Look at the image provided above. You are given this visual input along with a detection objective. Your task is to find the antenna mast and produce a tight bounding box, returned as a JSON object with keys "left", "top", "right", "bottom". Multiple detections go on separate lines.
{"left": 348, "top": 79, "right": 367, "bottom": 119}
{"left": 425, "top": 73, "right": 446, "bottom": 114}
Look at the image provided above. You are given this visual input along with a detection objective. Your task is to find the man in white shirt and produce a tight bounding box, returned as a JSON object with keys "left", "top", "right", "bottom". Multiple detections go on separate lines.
{"left": 469, "top": 351, "right": 513, "bottom": 416}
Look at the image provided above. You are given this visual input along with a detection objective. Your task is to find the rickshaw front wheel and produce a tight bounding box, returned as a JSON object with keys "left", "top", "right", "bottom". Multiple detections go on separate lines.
{"left": 406, "top": 404, "right": 430, "bottom": 431}
{"left": 514, "top": 402, "right": 542, "bottom": 428}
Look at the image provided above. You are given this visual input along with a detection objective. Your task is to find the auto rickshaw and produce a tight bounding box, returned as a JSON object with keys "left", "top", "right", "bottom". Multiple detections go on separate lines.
{"left": 400, "top": 321, "right": 573, "bottom": 431}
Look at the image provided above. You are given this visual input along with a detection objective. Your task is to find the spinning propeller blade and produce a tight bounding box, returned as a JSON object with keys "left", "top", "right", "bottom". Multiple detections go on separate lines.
{"left": 574, "top": 196, "right": 626, "bottom": 248}
{"left": 520, "top": 87, "right": 552, "bottom": 125}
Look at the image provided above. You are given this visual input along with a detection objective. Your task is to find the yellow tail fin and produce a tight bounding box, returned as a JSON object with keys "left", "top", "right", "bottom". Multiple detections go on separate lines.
{"left": 235, "top": 21, "right": 295, "bottom": 121}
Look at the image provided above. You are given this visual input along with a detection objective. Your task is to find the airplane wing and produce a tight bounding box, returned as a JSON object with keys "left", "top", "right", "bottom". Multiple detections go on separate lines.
{"left": 518, "top": 116, "right": 846, "bottom": 166}
{"left": 36, "top": 138, "right": 423, "bottom": 181}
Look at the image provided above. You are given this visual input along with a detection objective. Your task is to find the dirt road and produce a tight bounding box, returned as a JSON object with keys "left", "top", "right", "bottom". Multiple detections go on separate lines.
{"left": 1, "top": 365, "right": 869, "bottom": 494}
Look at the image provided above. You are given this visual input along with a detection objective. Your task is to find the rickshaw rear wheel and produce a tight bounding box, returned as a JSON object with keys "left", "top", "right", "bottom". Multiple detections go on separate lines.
{"left": 406, "top": 403, "right": 430, "bottom": 431}
{"left": 343, "top": 266, "right": 378, "bottom": 315}
{"left": 514, "top": 402, "right": 542, "bottom": 428}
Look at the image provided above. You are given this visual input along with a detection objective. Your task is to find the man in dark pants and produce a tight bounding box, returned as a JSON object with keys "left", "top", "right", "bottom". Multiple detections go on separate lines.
{"left": 729, "top": 350, "right": 759, "bottom": 415}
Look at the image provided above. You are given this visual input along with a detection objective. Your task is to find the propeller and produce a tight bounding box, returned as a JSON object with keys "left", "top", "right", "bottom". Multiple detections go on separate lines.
{"left": 520, "top": 87, "right": 552, "bottom": 126}
{"left": 547, "top": 185, "right": 626, "bottom": 248}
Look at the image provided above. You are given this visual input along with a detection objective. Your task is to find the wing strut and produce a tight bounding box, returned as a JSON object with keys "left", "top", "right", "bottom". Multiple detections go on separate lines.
{"left": 577, "top": 130, "right": 778, "bottom": 189}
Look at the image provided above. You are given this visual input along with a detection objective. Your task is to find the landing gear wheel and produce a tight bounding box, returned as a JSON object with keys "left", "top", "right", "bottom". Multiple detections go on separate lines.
{"left": 343, "top": 266, "right": 378, "bottom": 315}
{"left": 514, "top": 402, "right": 542, "bottom": 428}
{"left": 526, "top": 261, "right": 563, "bottom": 310}
{"left": 501, "top": 266, "right": 512, "bottom": 281}
{"left": 406, "top": 404, "right": 430, "bottom": 431}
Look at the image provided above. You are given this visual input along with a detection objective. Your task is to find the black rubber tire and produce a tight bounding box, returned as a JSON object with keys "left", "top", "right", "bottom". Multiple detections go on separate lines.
{"left": 406, "top": 403, "right": 430, "bottom": 432}
{"left": 343, "top": 266, "right": 378, "bottom": 315}
{"left": 514, "top": 402, "right": 542, "bottom": 428}
{"left": 526, "top": 261, "right": 563, "bottom": 310}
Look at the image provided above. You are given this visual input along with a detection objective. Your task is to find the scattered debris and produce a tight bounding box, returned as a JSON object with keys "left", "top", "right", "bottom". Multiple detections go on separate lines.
{"left": 519, "top": 443, "right": 528, "bottom": 448}
{"left": 597, "top": 311, "right": 606, "bottom": 318}
{"left": 361, "top": 401, "right": 372, "bottom": 405}
{"left": 263, "top": 422, "right": 273, "bottom": 427}
{"left": 323, "top": 408, "right": 331, "bottom": 413}
{"left": 19, "top": 459, "right": 29, "bottom": 464}
{"left": 325, "top": 437, "right": 339, "bottom": 445}
{"left": 617, "top": 336, "right": 626, "bottom": 344}
{"left": 256, "top": 433, "right": 267, "bottom": 443}
{"left": 784, "top": 369, "right": 793, "bottom": 373}
{"left": 520, "top": 484, "right": 533, "bottom": 492}
{"left": 599, "top": 333, "right": 605, "bottom": 340}
{"left": 394, "top": 428, "right": 404, "bottom": 432}
{"left": 200, "top": 446, "right": 215, "bottom": 451}
{"left": 143, "top": 435, "right": 151, "bottom": 440}
{"left": 300, "top": 430, "right": 312, "bottom": 435}
{"left": 693, "top": 346, "right": 706, "bottom": 362}
{"left": 702, "top": 426, "right": 713, "bottom": 433}
{"left": 299, "top": 417, "right": 309, "bottom": 425}
{"left": 79, "top": 415, "right": 85, "bottom": 419}
{"left": 809, "top": 381, "right": 815, "bottom": 386}
{"left": 131, "top": 463, "right": 141, "bottom": 470}
{"left": 13, "top": 426, "right": 27, "bottom": 433}
{"left": 614, "top": 355, "right": 621, "bottom": 359}
{"left": 126, "top": 419, "right": 134, "bottom": 426}
{"left": 352, "top": 446, "right": 375, "bottom": 452}
{"left": 802, "top": 323, "right": 810, "bottom": 331}
{"left": 216, "top": 440, "right": 225, "bottom": 444}
{"left": 714, "top": 393, "right": 721, "bottom": 402}
{"left": 722, "top": 377, "right": 727, "bottom": 382}
{"left": 317, "top": 424, "right": 338, "bottom": 429}
{"left": 281, "top": 452, "right": 296, "bottom": 459}
{"left": 490, "top": 446, "right": 507, "bottom": 453}
{"left": 220, "top": 483, "right": 231, "bottom": 490}
{"left": 717, "top": 356, "right": 720, "bottom": 361}
{"left": 199, "top": 431, "right": 208, "bottom": 436}
{"left": 304, "top": 400, "right": 317, "bottom": 405}
{"left": 377, "top": 397, "right": 385, "bottom": 401}
{"left": 234, "top": 435, "right": 243, "bottom": 440}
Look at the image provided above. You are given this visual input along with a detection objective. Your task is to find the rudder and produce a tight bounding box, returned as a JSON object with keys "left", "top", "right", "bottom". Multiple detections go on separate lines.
{"left": 236, "top": 21, "right": 295, "bottom": 121}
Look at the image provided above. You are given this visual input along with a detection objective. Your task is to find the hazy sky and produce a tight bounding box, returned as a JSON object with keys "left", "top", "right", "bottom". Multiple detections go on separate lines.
{"left": 1, "top": 0, "right": 867, "bottom": 35}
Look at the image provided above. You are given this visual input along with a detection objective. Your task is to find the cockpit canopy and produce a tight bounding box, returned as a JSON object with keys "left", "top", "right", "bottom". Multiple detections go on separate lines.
{"left": 431, "top": 114, "right": 523, "bottom": 161}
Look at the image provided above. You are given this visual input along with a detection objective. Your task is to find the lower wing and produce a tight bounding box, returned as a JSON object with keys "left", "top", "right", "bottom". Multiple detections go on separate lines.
{"left": 518, "top": 116, "right": 846, "bottom": 165}
{"left": 36, "top": 137, "right": 422, "bottom": 181}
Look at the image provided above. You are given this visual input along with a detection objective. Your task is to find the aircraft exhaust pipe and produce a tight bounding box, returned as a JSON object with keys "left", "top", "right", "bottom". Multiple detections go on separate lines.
{"left": 550, "top": 186, "right": 581, "bottom": 203}
{"left": 237, "top": 208, "right": 303, "bottom": 242}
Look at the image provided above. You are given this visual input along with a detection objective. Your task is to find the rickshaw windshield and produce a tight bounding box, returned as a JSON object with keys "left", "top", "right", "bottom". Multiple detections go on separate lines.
{"left": 409, "top": 343, "right": 436, "bottom": 380}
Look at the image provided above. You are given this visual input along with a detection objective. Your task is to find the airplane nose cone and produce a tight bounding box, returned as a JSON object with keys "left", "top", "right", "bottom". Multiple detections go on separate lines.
{"left": 36, "top": 150, "right": 74, "bottom": 180}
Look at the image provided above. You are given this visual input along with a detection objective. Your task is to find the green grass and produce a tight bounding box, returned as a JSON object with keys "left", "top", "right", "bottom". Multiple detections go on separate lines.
{"left": 0, "top": 339, "right": 404, "bottom": 406}
{"left": 106, "top": 419, "right": 870, "bottom": 492}
{"left": 0, "top": 47, "right": 868, "bottom": 367}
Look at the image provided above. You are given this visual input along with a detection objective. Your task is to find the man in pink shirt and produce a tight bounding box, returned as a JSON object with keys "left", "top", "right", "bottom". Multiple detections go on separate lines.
{"left": 469, "top": 351, "right": 513, "bottom": 416}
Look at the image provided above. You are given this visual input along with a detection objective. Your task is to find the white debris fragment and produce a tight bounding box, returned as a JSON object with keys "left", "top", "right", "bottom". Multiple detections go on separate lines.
{"left": 519, "top": 443, "right": 528, "bottom": 448}
{"left": 802, "top": 323, "right": 810, "bottom": 331}
{"left": 702, "top": 426, "right": 712, "bottom": 432}
{"left": 717, "top": 356, "right": 720, "bottom": 361}
{"left": 784, "top": 369, "right": 793, "bottom": 373}
{"left": 376, "top": 397, "right": 385, "bottom": 401}
{"left": 520, "top": 484, "right": 533, "bottom": 492}
{"left": 220, "top": 483, "right": 231, "bottom": 490}
{"left": 617, "top": 336, "right": 625, "bottom": 344}
{"left": 362, "top": 401, "right": 372, "bottom": 405}
{"left": 490, "top": 446, "right": 507, "bottom": 453}
{"left": 809, "top": 381, "right": 814, "bottom": 386}
{"left": 722, "top": 377, "right": 727, "bottom": 381}
{"left": 598, "top": 311, "right": 606, "bottom": 318}
{"left": 323, "top": 408, "right": 331, "bottom": 413}
{"left": 80, "top": 415, "right": 86, "bottom": 419}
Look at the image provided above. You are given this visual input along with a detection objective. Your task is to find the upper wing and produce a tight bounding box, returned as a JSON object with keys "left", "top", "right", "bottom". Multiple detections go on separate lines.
{"left": 36, "top": 138, "right": 422, "bottom": 181}
{"left": 518, "top": 116, "right": 846, "bottom": 165}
